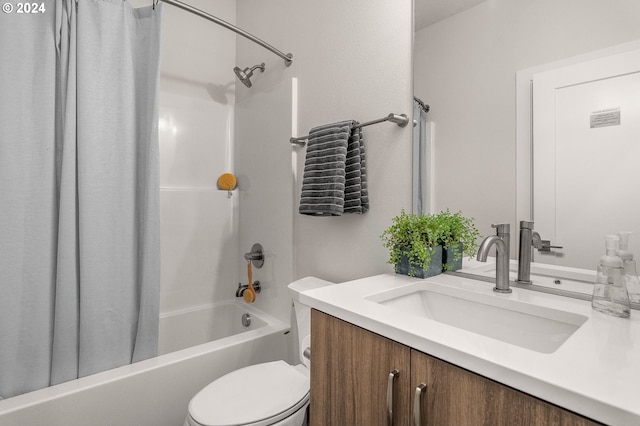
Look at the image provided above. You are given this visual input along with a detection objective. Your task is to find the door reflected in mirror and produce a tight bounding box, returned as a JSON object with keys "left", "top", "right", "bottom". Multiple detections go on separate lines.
{"left": 517, "top": 42, "right": 640, "bottom": 271}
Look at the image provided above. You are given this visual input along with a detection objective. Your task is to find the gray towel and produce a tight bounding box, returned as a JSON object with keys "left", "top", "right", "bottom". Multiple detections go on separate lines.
{"left": 344, "top": 125, "right": 368, "bottom": 214}
{"left": 299, "top": 120, "right": 368, "bottom": 216}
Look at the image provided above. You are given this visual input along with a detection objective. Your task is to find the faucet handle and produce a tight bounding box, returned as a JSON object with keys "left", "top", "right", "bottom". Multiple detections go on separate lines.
{"left": 491, "top": 223, "right": 510, "bottom": 235}
{"left": 538, "top": 240, "right": 563, "bottom": 253}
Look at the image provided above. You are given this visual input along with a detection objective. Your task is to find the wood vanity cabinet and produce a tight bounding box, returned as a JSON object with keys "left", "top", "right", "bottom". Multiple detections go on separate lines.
{"left": 309, "top": 309, "right": 411, "bottom": 424}
{"left": 310, "top": 309, "right": 599, "bottom": 426}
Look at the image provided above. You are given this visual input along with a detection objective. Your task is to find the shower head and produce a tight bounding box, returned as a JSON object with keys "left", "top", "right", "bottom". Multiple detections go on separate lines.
{"left": 233, "top": 62, "right": 266, "bottom": 88}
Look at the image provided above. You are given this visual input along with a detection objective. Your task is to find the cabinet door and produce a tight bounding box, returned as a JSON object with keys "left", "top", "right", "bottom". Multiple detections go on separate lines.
{"left": 310, "top": 310, "right": 411, "bottom": 426}
{"left": 410, "top": 350, "right": 598, "bottom": 426}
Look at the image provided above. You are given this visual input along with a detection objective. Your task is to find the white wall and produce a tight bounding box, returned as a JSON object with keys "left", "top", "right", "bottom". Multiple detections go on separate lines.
{"left": 234, "top": 79, "right": 296, "bottom": 325}
{"left": 414, "top": 0, "right": 640, "bottom": 252}
{"left": 237, "top": 0, "right": 414, "bottom": 285}
{"left": 146, "top": 0, "right": 240, "bottom": 314}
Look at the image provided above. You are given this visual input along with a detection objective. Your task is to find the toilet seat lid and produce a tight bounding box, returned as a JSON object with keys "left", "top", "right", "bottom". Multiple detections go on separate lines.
{"left": 189, "top": 360, "right": 309, "bottom": 426}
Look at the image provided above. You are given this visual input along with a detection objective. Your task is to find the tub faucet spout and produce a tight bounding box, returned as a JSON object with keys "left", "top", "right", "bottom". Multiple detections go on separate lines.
{"left": 477, "top": 223, "right": 512, "bottom": 293}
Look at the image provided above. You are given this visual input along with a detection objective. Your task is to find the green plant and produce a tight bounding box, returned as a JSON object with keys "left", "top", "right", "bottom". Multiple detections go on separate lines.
{"left": 380, "top": 210, "right": 447, "bottom": 277}
{"left": 434, "top": 209, "right": 481, "bottom": 270}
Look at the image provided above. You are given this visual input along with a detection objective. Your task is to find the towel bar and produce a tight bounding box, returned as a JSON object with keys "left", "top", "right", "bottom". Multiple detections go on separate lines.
{"left": 290, "top": 113, "right": 409, "bottom": 146}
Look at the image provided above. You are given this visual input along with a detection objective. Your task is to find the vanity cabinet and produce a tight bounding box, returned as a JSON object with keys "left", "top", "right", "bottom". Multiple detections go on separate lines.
{"left": 309, "top": 309, "right": 411, "bottom": 424}
{"left": 310, "top": 310, "right": 598, "bottom": 426}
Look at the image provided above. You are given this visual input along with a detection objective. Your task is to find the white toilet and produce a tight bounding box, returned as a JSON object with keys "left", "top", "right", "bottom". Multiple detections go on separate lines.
{"left": 184, "top": 277, "right": 334, "bottom": 426}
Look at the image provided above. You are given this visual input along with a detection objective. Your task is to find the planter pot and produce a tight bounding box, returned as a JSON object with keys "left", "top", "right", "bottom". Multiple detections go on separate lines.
{"left": 443, "top": 242, "right": 463, "bottom": 271}
{"left": 396, "top": 245, "right": 443, "bottom": 278}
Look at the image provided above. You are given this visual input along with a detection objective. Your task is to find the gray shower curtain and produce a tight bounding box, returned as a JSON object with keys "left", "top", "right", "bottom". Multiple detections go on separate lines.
{"left": 0, "top": 0, "right": 163, "bottom": 399}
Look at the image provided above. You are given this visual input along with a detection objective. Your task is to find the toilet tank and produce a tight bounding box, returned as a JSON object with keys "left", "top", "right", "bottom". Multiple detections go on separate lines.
{"left": 288, "top": 277, "right": 336, "bottom": 367}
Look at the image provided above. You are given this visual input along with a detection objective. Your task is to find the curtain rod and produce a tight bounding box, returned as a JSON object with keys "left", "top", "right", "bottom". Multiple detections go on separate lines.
{"left": 159, "top": 0, "right": 293, "bottom": 66}
{"left": 413, "top": 96, "right": 430, "bottom": 114}
{"left": 290, "top": 113, "right": 409, "bottom": 147}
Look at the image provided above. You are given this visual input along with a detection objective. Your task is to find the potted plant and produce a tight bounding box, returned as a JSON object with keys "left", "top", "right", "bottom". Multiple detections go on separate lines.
{"left": 434, "top": 209, "right": 481, "bottom": 271}
{"left": 380, "top": 210, "right": 446, "bottom": 278}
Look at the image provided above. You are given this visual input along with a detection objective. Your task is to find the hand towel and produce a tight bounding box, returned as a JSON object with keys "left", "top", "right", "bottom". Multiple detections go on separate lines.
{"left": 299, "top": 120, "right": 368, "bottom": 216}
{"left": 344, "top": 125, "right": 368, "bottom": 214}
{"left": 299, "top": 121, "right": 351, "bottom": 216}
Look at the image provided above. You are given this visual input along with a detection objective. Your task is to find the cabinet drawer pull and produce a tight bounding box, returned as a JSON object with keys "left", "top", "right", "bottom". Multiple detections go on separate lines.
{"left": 413, "top": 383, "right": 427, "bottom": 426}
{"left": 386, "top": 369, "right": 399, "bottom": 426}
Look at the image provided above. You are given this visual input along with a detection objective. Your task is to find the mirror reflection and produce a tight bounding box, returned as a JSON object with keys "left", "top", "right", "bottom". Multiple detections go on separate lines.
{"left": 414, "top": 0, "right": 640, "bottom": 279}
{"left": 519, "top": 45, "right": 640, "bottom": 271}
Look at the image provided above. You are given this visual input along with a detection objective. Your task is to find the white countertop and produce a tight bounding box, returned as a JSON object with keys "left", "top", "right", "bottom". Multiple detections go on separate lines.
{"left": 300, "top": 272, "right": 640, "bottom": 425}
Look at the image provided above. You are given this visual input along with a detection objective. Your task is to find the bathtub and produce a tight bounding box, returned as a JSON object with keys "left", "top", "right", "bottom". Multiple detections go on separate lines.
{"left": 0, "top": 300, "right": 291, "bottom": 426}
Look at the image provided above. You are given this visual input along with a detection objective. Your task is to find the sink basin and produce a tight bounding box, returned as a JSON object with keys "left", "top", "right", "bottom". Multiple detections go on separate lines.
{"left": 366, "top": 281, "right": 588, "bottom": 354}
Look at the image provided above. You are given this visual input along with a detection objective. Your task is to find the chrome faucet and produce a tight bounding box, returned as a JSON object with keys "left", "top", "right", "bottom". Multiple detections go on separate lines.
{"left": 477, "top": 223, "right": 512, "bottom": 293}
{"left": 517, "top": 221, "right": 563, "bottom": 284}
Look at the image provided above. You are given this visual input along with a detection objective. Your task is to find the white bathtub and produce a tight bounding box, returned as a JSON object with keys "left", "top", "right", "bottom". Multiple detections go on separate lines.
{"left": 0, "top": 301, "right": 291, "bottom": 426}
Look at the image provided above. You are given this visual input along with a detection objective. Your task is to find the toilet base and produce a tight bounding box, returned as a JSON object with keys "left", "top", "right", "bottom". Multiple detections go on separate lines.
{"left": 182, "top": 402, "right": 309, "bottom": 426}
{"left": 184, "top": 401, "right": 308, "bottom": 426}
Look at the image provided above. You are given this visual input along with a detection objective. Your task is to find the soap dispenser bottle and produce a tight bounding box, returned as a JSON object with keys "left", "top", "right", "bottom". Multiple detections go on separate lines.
{"left": 592, "top": 235, "right": 631, "bottom": 318}
{"left": 617, "top": 231, "right": 640, "bottom": 304}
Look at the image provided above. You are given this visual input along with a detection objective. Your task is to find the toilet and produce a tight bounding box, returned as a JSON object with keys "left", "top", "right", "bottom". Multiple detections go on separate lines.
{"left": 184, "top": 277, "right": 334, "bottom": 426}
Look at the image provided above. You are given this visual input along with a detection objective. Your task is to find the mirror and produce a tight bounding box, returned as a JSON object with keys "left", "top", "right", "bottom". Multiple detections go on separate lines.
{"left": 414, "top": 0, "right": 640, "bottom": 279}
{"left": 517, "top": 44, "right": 640, "bottom": 271}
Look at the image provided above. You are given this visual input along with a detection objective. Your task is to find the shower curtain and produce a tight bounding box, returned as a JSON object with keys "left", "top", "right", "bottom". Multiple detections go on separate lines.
{"left": 0, "top": 0, "right": 163, "bottom": 399}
